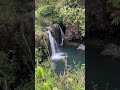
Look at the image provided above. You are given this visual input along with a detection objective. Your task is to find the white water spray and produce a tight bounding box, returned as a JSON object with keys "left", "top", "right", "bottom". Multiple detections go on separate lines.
{"left": 58, "top": 25, "right": 65, "bottom": 46}
{"left": 47, "top": 30, "right": 66, "bottom": 60}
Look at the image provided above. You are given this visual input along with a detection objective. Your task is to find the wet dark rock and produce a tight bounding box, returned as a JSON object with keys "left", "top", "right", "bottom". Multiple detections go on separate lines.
{"left": 86, "top": 39, "right": 105, "bottom": 49}
{"left": 81, "top": 31, "right": 85, "bottom": 38}
{"left": 100, "top": 43, "right": 120, "bottom": 60}
{"left": 77, "top": 44, "right": 85, "bottom": 51}
{"left": 65, "top": 20, "right": 85, "bottom": 41}
{"left": 65, "top": 20, "right": 79, "bottom": 40}
{"left": 44, "top": 24, "right": 63, "bottom": 45}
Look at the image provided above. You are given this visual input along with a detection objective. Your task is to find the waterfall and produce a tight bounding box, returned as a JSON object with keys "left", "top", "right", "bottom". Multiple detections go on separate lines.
{"left": 47, "top": 30, "right": 66, "bottom": 60}
{"left": 47, "top": 30, "right": 56, "bottom": 55}
{"left": 58, "top": 25, "right": 65, "bottom": 46}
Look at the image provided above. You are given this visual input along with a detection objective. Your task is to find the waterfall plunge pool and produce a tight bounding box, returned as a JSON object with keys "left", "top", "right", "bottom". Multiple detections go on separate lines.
{"left": 47, "top": 27, "right": 84, "bottom": 74}
{"left": 53, "top": 44, "right": 85, "bottom": 74}
{"left": 51, "top": 52, "right": 66, "bottom": 60}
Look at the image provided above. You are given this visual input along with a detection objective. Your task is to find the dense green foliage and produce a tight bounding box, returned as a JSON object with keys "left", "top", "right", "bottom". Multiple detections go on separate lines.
{"left": 35, "top": 58, "right": 85, "bottom": 90}
{"left": 86, "top": 0, "right": 120, "bottom": 39}
{"left": 107, "top": 0, "right": 120, "bottom": 25}
{"left": 35, "top": 0, "right": 85, "bottom": 65}
{"left": 59, "top": 7, "right": 85, "bottom": 30}
{"left": 35, "top": 0, "right": 85, "bottom": 35}
{"left": 35, "top": 0, "right": 85, "bottom": 90}
{"left": 0, "top": 1, "right": 34, "bottom": 89}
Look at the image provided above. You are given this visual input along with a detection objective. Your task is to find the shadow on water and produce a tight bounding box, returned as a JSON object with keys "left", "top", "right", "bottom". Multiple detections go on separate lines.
{"left": 86, "top": 46, "right": 120, "bottom": 88}
{"left": 53, "top": 44, "right": 85, "bottom": 74}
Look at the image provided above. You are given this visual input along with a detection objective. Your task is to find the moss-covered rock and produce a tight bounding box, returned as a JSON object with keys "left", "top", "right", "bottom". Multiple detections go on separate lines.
{"left": 65, "top": 20, "right": 83, "bottom": 41}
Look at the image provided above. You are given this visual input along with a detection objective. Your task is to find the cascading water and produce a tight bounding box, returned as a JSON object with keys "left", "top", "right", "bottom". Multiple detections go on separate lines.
{"left": 47, "top": 30, "right": 56, "bottom": 55}
{"left": 58, "top": 25, "right": 65, "bottom": 46}
{"left": 47, "top": 30, "right": 66, "bottom": 60}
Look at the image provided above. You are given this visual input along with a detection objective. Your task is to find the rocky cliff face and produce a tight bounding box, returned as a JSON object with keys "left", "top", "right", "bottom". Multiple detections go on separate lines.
{"left": 43, "top": 21, "right": 85, "bottom": 43}
{"left": 65, "top": 20, "right": 80, "bottom": 40}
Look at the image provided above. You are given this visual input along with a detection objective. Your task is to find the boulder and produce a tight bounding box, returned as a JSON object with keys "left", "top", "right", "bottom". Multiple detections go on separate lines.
{"left": 100, "top": 43, "right": 120, "bottom": 59}
{"left": 77, "top": 44, "right": 85, "bottom": 51}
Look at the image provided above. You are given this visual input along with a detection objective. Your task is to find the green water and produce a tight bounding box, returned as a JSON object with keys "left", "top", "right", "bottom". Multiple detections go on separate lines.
{"left": 86, "top": 46, "right": 120, "bottom": 88}
{"left": 54, "top": 44, "right": 85, "bottom": 74}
